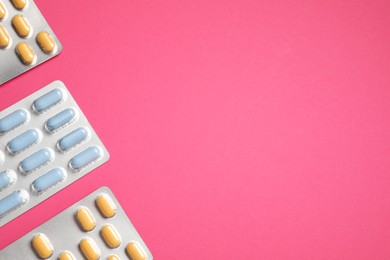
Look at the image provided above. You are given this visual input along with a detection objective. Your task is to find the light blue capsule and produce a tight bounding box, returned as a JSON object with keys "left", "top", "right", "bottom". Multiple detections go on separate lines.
{"left": 0, "top": 109, "right": 28, "bottom": 134}
{"left": 45, "top": 108, "right": 76, "bottom": 132}
{"left": 32, "top": 168, "right": 66, "bottom": 194}
{"left": 20, "top": 148, "right": 53, "bottom": 175}
{"left": 70, "top": 146, "right": 101, "bottom": 170}
{"left": 0, "top": 171, "right": 16, "bottom": 191}
{"left": 32, "top": 89, "right": 63, "bottom": 113}
{"left": 0, "top": 190, "right": 28, "bottom": 218}
{"left": 7, "top": 129, "right": 40, "bottom": 155}
{"left": 58, "top": 127, "right": 88, "bottom": 152}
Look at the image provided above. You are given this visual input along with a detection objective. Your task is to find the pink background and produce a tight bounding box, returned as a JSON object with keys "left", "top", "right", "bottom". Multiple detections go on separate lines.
{"left": 1, "top": 0, "right": 390, "bottom": 259}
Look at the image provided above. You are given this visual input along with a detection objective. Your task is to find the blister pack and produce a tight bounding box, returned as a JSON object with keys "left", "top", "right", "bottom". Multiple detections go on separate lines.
{"left": 0, "top": 80, "right": 109, "bottom": 227}
{"left": 0, "top": 0, "right": 62, "bottom": 85}
{"left": 0, "top": 187, "right": 153, "bottom": 260}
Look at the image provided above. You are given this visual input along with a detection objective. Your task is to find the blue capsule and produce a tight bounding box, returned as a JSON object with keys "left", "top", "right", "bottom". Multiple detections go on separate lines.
{"left": 32, "top": 168, "right": 66, "bottom": 194}
{"left": 58, "top": 127, "right": 88, "bottom": 152}
{"left": 70, "top": 146, "right": 101, "bottom": 171}
{"left": 0, "top": 190, "right": 29, "bottom": 218}
{"left": 7, "top": 129, "right": 40, "bottom": 155}
{"left": 0, "top": 109, "right": 28, "bottom": 134}
{"left": 32, "top": 89, "right": 64, "bottom": 113}
{"left": 19, "top": 148, "right": 53, "bottom": 175}
{"left": 0, "top": 171, "right": 16, "bottom": 191}
{"left": 45, "top": 108, "right": 76, "bottom": 133}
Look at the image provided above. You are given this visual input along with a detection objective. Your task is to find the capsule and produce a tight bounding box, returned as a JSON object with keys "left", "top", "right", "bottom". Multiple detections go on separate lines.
{"left": 0, "top": 25, "right": 10, "bottom": 49}
{"left": 19, "top": 148, "right": 53, "bottom": 175}
{"left": 75, "top": 207, "right": 96, "bottom": 232}
{"left": 36, "top": 31, "right": 56, "bottom": 54}
{"left": 58, "top": 127, "right": 88, "bottom": 152}
{"left": 0, "top": 171, "right": 16, "bottom": 191}
{"left": 0, "top": 190, "right": 28, "bottom": 218}
{"left": 31, "top": 233, "right": 53, "bottom": 259}
{"left": 32, "top": 88, "right": 64, "bottom": 113}
{"left": 16, "top": 42, "right": 35, "bottom": 65}
{"left": 11, "top": 0, "right": 27, "bottom": 10}
{"left": 126, "top": 242, "right": 147, "bottom": 260}
{"left": 45, "top": 108, "right": 76, "bottom": 133}
{"left": 69, "top": 146, "right": 101, "bottom": 171}
{"left": 107, "top": 255, "right": 120, "bottom": 260}
{"left": 79, "top": 238, "right": 101, "bottom": 260}
{"left": 7, "top": 129, "right": 40, "bottom": 155}
{"left": 95, "top": 193, "right": 116, "bottom": 218}
{"left": 0, "top": 2, "right": 6, "bottom": 20}
{"left": 58, "top": 251, "right": 76, "bottom": 260}
{"left": 31, "top": 168, "right": 66, "bottom": 194}
{"left": 12, "top": 15, "right": 30, "bottom": 38}
{"left": 0, "top": 109, "right": 28, "bottom": 134}
{"left": 100, "top": 224, "right": 121, "bottom": 248}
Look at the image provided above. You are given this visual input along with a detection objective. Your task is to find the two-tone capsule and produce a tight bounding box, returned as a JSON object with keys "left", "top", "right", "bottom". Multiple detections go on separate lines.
{"left": 45, "top": 108, "right": 76, "bottom": 133}
{"left": 0, "top": 109, "right": 28, "bottom": 134}
{"left": 32, "top": 88, "right": 64, "bottom": 113}
{"left": 19, "top": 148, "right": 53, "bottom": 175}
{"left": 79, "top": 238, "right": 101, "bottom": 260}
{"left": 7, "top": 129, "right": 40, "bottom": 155}
{"left": 0, "top": 171, "right": 16, "bottom": 191}
{"left": 0, "top": 190, "right": 28, "bottom": 218}
{"left": 31, "top": 168, "right": 66, "bottom": 194}
{"left": 31, "top": 233, "right": 53, "bottom": 259}
{"left": 69, "top": 146, "right": 101, "bottom": 171}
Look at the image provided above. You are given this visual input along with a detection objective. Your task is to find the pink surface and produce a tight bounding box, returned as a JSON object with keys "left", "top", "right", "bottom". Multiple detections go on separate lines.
{"left": 1, "top": 0, "right": 390, "bottom": 259}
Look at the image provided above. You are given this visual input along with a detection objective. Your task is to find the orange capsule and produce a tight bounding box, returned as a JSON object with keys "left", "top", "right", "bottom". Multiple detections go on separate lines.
{"left": 16, "top": 42, "right": 35, "bottom": 65}
{"left": 0, "top": 25, "right": 10, "bottom": 49}
{"left": 12, "top": 15, "right": 31, "bottom": 38}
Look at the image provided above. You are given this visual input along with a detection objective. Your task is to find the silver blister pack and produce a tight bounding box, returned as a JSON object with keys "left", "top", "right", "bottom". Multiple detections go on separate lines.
{"left": 0, "top": 80, "right": 109, "bottom": 227}
{"left": 0, "top": 0, "right": 63, "bottom": 85}
{"left": 0, "top": 187, "right": 153, "bottom": 260}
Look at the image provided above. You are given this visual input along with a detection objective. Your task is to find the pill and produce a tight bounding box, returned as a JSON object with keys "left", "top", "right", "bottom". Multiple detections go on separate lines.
{"left": 58, "top": 127, "right": 88, "bottom": 152}
{"left": 0, "top": 190, "right": 28, "bottom": 218}
{"left": 100, "top": 224, "right": 121, "bottom": 248}
{"left": 16, "top": 42, "right": 35, "bottom": 65}
{"left": 95, "top": 193, "right": 116, "bottom": 218}
{"left": 32, "top": 89, "right": 64, "bottom": 113}
{"left": 79, "top": 238, "right": 101, "bottom": 260}
{"left": 31, "top": 168, "right": 66, "bottom": 194}
{"left": 0, "top": 109, "right": 28, "bottom": 134}
{"left": 7, "top": 129, "right": 40, "bottom": 155}
{"left": 10, "top": 0, "right": 27, "bottom": 10}
{"left": 31, "top": 233, "right": 53, "bottom": 259}
{"left": 126, "top": 242, "right": 147, "bottom": 260}
{"left": 36, "top": 31, "right": 56, "bottom": 54}
{"left": 19, "top": 148, "right": 53, "bottom": 175}
{"left": 45, "top": 108, "right": 76, "bottom": 132}
{"left": 0, "top": 25, "right": 10, "bottom": 49}
{"left": 0, "top": 2, "right": 6, "bottom": 20}
{"left": 108, "top": 255, "right": 120, "bottom": 260}
{"left": 58, "top": 251, "right": 76, "bottom": 260}
{"left": 69, "top": 146, "right": 101, "bottom": 171}
{"left": 0, "top": 171, "right": 16, "bottom": 191}
{"left": 12, "top": 15, "right": 30, "bottom": 38}
{"left": 75, "top": 207, "right": 96, "bottom": 232}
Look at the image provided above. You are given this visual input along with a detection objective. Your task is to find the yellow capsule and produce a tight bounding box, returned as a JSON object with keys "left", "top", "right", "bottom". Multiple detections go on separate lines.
{"left": 0, "top": 25, "right": 10, "bottom": 49}
{"left": 126, "top": 242, "right": 147, "bottom": 260}
{"left": 0, "top": 2, "right": 6, "bottom": 20}
{"left": 79, "top": 238, "right": 101, "bottom": 260}
{"left": 36, "top": 31, "right": 56, "bottom": 54}
{"left": 58, "top": 251, "right": 76, "bottom": 260}
{"left": 95, "top": 193, "right": 117, "bottom": 218}
{"left": 16, "top": 42, "right": 35, "bottom": 65}
{"left": 31, "top": 233, "right": 54, "bottom": 259}
{"left": 107, "top": 255, "right": 120, "bottom": 260}
{"left": 100, "top": 224, "right": 121, "bottom": 248}
{"left": 12, "top": 15, "right": 30, "bottom": 38}
{"left": 75, "top": 207, "right": 96, "bottom": 232}
{"left": 10, "top": 0, "right": 27, "bottom": 10}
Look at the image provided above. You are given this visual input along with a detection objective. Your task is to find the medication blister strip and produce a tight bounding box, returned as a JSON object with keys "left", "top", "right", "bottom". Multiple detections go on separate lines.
{"left": 1, "top": 187, "right": 153, "bottom": 260}
{"left": 0, "top": 80, "right": 109, "bottom": 227}
{"left": 0, "top": 0, "right": 63, "bottom": 85}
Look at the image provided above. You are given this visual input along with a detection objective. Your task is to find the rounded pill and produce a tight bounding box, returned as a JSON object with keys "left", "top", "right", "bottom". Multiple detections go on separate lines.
{"left": 70, "top": 146, "right": 101, "bottom": 171}
{"left": 95, "top": 193, "right": 117, "bottom": 218}
{"left": 12, "top": 15, "right": 30, "bottom": 38}
{"left": 0, "top": 2, "right": 6, "bottom": 20}
{"left": 0, "top": 190, "right": 29, "bottom": 218}
{"left": 100, "top": 224, "right": 121, "bottom": 248}
{"left": 58, "top": 127, "right": 88, "bottom": 152}
{"left": 32, "top": 168, "right": 66, "bottom": 194}
{"left": 0, "top": 25, "right": 10, "bottom": 49}
{"left": 31, "top": 233, "right": 53, "bottom": 259}
{"left": 58, "top": 251, "right": 76, "bottom": 260}
{"left": 126, "top": 242, "right": 147, "bottom": 260}
{"left": 0, "top": 109, "right": 28, "bottom": 134}
{"left": 10, "top": 0, "right": 27, "bottom": 10}
{"left": 79, "top": 238, "right": 101, "bottom": 260}
{"left": 7, "top": 129, "right": 40, "bottom": 155}
{"left": 16, "top": 42, "right": 35, "bottom": 65}
{"left": 36, "top": 31, "right": 56, "bottom": 54}
{"left": 75, "top": 207, "right": 96, "bottom": 232}
{"left": 45, "top": 108, "right": 76, "bottom": 132}
{"left": 33, "top": 88, "right": 63, "bottom": 113}
{"left": 19, "top": 148, "right": 53, "bottom": 175}
{"left": 0, "top": 171, "right": 16, "bottom": 191}
{"left": 108, "top": 255, "right": 120, "bottom": 260}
